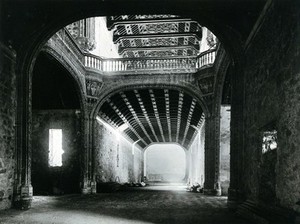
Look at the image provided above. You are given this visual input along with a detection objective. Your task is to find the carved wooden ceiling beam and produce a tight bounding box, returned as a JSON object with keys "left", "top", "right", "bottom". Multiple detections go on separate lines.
{"left": 134, "top": 90, "right": 159, "bottom": 142}
{"left": 119, "top": 91, "right": 154, "bottom": 144}
{"left": 149, "top": 89, "right": 166, "bottom": 142}
{"left": 181, "top": 99, "right": 196, "bottom": 146}
{"left": 164, "top": 89, "right": 172, "bottom": 142}
{"left": 106, "top": 98, "right": 149, "bottom": 146}
{"left": 119, "top": 45, "right": 199, "bottom": 55}
{"left": 175, "top": 92, "right": 184, "bottom": 143}
{"left": 107, "top": 16, "right": 190, "bottom": 30}
{"left": 113, "top": 32, "right": 202, "bottom": 43}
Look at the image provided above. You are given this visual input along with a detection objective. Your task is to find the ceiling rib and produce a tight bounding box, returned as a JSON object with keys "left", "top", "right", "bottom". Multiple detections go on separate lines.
{"left": 181, "top": 99, "right": 196, "bottom": 146}
{"left": 175, "top": 92, "right": 184, "bottom": 143}
{"left": 120, "top": 91, "right": 154, "bottom": 143}
{"left": 107, "top": 98, "right": 148, "bottom": 146}
{"left": 134, "top": 90, "right": 159, "bottom": 142}
{"left": 98, "top": 88, "right": 204, "bottom": 150}
{"left": 164, "top": 89, "right": 172, "bottom": 142}
{"left": 99, "top": 112, "right": 118, "bottom": 128}
{"left": 149, "top": 89, "right": 165, "bottom": 142}
{"left": 113, "top": 32, "right": 201, "bottom": 43}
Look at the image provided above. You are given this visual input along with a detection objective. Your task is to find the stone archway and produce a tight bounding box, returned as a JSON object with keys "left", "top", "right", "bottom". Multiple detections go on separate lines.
{"left": 5, "top": 2, "right": 247, "bottom": 209}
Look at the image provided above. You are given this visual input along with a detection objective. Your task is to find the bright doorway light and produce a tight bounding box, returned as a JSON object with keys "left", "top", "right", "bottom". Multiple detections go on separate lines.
{"left": 49, "top": 129, "right": 64, "bottom": 167}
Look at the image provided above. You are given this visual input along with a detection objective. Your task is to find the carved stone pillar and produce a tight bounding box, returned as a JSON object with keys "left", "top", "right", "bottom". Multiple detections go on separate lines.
{"left": 81, "top": 100, "right": 97, "bottom": 194}
{"left": 81, "top": 79, "right": 103, "bottom": 194}
{"left": 14, "top": 53, "right": 33, "bottom": 210}
{"left": 203, "top": 115, "right": 221, "bottom": 196}
{"left": 228, "top": 62, "right": 244, "bottom": 209}
{"left": 81, "top": 114, "right": 91, "bottom": 194}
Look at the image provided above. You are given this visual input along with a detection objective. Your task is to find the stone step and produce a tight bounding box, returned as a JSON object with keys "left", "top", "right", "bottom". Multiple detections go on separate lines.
{"left": 236, "top": 200, "right": 296, "bottom": 224}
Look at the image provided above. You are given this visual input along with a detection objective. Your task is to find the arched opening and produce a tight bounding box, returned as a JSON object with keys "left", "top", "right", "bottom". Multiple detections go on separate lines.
{"left": 6, "top": 1, "right": 248, "bottom": 213}
{"left": 144, "top": 144, "right": 186, "bottom": 184}
{"left": 218, "top": 65, "right": 232, "bottom": 196}
{"left": 4, "top": 1, "right": 295, "bottom": 223}
{"left": 94, "top": 86, "right": 206, "bottom": 190}
{"left": 31, "top": 52, "right": 82, "bottom": 195}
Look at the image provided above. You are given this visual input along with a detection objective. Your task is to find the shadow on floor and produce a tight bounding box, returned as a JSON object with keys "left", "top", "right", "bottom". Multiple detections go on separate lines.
{"left": 0, "top": 186, "right": 253, "bottom": 224}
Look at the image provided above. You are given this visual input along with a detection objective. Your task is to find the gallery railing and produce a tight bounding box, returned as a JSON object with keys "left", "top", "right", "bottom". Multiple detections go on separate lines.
{"left": 84, "top": 49, "right": 216, "bottom": 74}
{"left": 54, "top": 28, "right": 217, "bottom": 75}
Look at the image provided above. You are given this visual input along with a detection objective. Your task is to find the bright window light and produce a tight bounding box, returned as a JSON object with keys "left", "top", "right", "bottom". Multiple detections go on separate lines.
{"left": 118, "top": 123, "right": 129, "bottom": 132}
{"left": 49, "top": 129, "right": 64, "bottom": 167}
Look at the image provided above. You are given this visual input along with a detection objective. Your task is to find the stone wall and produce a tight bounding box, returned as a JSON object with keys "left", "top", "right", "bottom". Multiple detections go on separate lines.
{"left": 243, "top": 0, "right": 300, "bottom": 210}
{"left": 0, "top": 44, "right": 16, "bottom": 210}
{"left": 188, "top": 122, "right": 205, "bottom": 186}
{"left": 94, "top": 120, "right": 143, "bottom": 185}
{"left": 220, "top": 105, "right": 230, "bottom": 195}
{"left": 31, "top": 110, "right": 81, "bottom": 195}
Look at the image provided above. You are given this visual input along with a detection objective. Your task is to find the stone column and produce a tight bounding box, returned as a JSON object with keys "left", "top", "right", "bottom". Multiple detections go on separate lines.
{"left": 228, "top": 63, "right": 245, "bottom": 209}
{"left": 14, "top": 48, "right": 33, "bottom": 210}
{"left": 81, "top": 114, "right": 91, "bottom": 194}
{"left": 204, "top": 116, "right": 221, "bottom": 196}
{"left": 81, "top": 100, "right": 97, "bottom": 194}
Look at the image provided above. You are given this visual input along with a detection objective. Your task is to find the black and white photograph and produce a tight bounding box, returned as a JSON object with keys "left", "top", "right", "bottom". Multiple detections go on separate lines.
{"left": 0, "top": 0, "right": 299, "bottom": 223}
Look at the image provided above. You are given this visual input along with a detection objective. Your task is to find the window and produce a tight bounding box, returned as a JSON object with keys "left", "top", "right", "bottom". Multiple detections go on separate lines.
{"left": 49, "top": 129, "right": 64, "bottom": 167}
{"left": 262, "top": 130, "right": 277, "bottom": 154}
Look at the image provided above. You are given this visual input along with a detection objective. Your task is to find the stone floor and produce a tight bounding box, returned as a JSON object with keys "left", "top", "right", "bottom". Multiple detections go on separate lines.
{"left": 0, "top": 185, "right": 251, "bottom": 224}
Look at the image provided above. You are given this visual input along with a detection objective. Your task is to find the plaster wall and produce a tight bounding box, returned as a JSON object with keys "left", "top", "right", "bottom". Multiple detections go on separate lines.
{"left": 91, "top": 17, "right": 119, "bottom": 58}
{"left": 31, "top": 110, "right": 81, "bottom": 195}
{"left": 0, "top": 44, "right": 16, "bottom": 210}
{"left": 188, "top": 122, "right": 205, "bottom": 186}
{"left": 94, "top": 120, "right": 143, "bottom": 184}
{"left": 243, "top": 0, "right": 300, "bottom": 210}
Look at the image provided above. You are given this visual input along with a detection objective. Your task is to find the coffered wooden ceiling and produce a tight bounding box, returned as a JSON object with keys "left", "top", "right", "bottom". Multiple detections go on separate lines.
{"left": 107, "top": 15, "right": 202, "bottom": 58}
{"left": 99, "top": 88, "right": 204, "bottom": 149}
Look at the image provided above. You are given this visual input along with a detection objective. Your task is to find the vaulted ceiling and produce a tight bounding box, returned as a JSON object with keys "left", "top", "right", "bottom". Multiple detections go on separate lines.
{"left": 98, "top": 88, "right": 204, "bottom": 149}
{"left": 107, "top": 15, "right": 202, "bottom": 58}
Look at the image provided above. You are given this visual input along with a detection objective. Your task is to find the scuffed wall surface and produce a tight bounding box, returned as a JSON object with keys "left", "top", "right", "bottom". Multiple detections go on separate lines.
{"left": 243, "top": 1, "right": 300, "bottom": 209}
{"left": 0, "top": 44, "right": 16, "bottom": 210}
{"left": 31, "top": 110, "right": 81, "bottom": 194}
{"left": 94, "top": 121, "right": 142, "bottom": 184}
{"left": 220, "top": 106, "right": 230, "bottom": 195}
{"left": 188, "top": 122, "right": 205, "bottom": 186}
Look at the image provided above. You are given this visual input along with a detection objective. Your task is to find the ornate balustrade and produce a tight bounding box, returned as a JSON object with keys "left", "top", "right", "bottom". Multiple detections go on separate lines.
{"left": 52, "top": 28, "right": 217, "bottom": 75}
{"left": 84, "top": 49, "right": 216, "bottom": 74}
{"left": 84, "top": 55, "right": 200, "bottom": 73}
{"left": 196, "top": 49, "right": 216, "bottom": 69}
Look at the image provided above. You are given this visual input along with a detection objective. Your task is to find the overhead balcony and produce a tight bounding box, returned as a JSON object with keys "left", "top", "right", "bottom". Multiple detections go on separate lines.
{"left": 46, "top": 28, "right": 217, "bottom": 76}
{"left": 84, "top": 49, "right": 216, "bottom": 75}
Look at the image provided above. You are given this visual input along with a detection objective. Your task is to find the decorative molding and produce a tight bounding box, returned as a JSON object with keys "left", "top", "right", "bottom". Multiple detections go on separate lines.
{"left": 198, "top": 76, "right": 215, "bottom": 96}
{"left": 85, "top": 79, "right": 103, "bottom": 97}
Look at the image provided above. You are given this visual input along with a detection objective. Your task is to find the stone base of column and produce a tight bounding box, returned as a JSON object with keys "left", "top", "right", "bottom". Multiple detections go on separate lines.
{"left": 91, "top": 181, "right": 97, "bottom": 194}
{"left": 14, "top": 185, "right": 33, "bottom": 210}
{"left": 203, "top": 188, "right": 222, "bottom": 196}
{"left": 227, "top": 188, "right": 240, "bottom": 210}
{"left": 81, "top": 181, "right": 97, "bottom": 194}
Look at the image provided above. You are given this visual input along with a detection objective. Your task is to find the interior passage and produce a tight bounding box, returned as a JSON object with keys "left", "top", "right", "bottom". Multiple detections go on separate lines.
{"left": 0, "top": 186, "right": 252, "bottom": 224}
